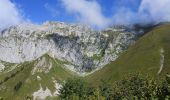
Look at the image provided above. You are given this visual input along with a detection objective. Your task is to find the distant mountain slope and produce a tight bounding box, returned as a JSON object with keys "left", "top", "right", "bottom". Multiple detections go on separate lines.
{"left": 0, "top": 54, "right": 75, "bottom": 100}
{"left": 86, "top": 23, "right": 170, "bottom": 85}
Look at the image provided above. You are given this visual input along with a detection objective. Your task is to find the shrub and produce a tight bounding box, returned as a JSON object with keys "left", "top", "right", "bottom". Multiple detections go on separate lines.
{"left": 59, "top": 74, "right": 170, "bottom": 100}
{"left": 14, "top": 81, "right": 22, "bottom": 91}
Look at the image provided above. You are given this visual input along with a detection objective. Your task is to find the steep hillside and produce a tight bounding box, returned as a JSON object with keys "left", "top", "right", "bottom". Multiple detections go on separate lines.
{"left": 0, "top": 22, "right": 136, "bottom": 75}
{"left": 0, "top": 55, "right": 75, "bottom": 100}
{"left": 87, "top": 24, "right": 170, "bottom": 85}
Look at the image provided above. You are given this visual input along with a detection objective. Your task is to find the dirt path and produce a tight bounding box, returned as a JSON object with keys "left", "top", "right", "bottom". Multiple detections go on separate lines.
{"left": 158, "top": 48, "right": 164, "bottom": 74}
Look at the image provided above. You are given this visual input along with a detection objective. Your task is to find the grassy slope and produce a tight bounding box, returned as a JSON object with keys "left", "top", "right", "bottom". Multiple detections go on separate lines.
{"left": 86, "top": 24, "right": 170, "bottom": 85}
{"left": 0, "top": 55, "right": 76, "bottom": 100}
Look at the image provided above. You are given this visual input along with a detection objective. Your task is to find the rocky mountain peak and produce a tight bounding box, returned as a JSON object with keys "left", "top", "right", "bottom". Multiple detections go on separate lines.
{"left": 0, "top": 21, "right": 136, "bottom": 75}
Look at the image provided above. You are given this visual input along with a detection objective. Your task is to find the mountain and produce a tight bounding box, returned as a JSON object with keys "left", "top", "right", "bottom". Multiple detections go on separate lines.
{"left": 0, "top": 22, "right": 136, "bottom": 75}
{"left": 0, "top": 21, "right": 168, "bottom": 99}
{"left": 86, "top": 23, "right": 170, "bottom": 85}
{"left": 0, "top": 21, "right": 139, "bottom": 99}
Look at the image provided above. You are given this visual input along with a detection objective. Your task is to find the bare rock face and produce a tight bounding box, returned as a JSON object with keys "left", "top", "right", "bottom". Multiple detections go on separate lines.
{"left": 0, "top": 22, "right": 136, "bottom": 75}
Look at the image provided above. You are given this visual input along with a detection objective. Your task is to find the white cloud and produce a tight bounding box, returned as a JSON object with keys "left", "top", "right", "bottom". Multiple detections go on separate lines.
{"left": 61, "top": 0, "right": 170, "bottom": 27}
{"left": 0, "top": 0, "right": 23, "bottom": 30}
{"left": 112, "top": 0, "right": 170, "bottom": 25}
{"left": 139, "top": 0, "right": 170, "bottom": 23}
{"left": 61, "top": 0, "right": 109, "bottom": 28}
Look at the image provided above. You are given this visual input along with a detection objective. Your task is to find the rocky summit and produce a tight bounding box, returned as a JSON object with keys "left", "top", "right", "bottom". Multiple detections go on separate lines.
{"left": 0, "top": 21, "right": 136, "bottom": 75}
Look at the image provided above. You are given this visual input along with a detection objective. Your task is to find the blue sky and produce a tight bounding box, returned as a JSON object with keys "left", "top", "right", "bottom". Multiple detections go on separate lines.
{"left": 0, "top": 0, "right": 170, "bottom": 30}
{"left": 11, "top": 0, "right": 141, "bottom": 24}
{"left": 12, "top": 0, "right": 72, "bottom": 23}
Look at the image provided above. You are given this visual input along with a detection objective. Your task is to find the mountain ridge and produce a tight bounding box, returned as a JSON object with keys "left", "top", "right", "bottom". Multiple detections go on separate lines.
{"left": 0, "top": 21, "right": 136, "bottom": 75}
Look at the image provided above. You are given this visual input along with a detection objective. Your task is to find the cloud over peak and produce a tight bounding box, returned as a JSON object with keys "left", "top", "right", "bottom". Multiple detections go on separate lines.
{"left": 61, "top": 0, "right": 110, "bottom": 28}
{"left": 61, "top": 0, "right": 170, "bottom": 27}
{"left": 113, "top": 0, "right": 170, "bottom": 25}
{"left": 139, "top": 0, "right": 170, "bottom": 23}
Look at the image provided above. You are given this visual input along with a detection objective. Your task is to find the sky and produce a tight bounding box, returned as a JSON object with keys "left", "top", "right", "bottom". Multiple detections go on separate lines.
{"left": 0, "top": 0, "right": 170, "bottom": 30}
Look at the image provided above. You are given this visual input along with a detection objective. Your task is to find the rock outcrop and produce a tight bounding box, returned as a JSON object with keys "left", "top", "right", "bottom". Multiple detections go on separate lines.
{"left": 0, "top": 22, "right": 136, "bottom": 75}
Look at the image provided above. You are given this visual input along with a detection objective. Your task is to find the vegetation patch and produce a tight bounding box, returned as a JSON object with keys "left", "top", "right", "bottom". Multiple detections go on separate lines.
{"left": 59, "top": 73, "right": 170, "bottom": 100}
